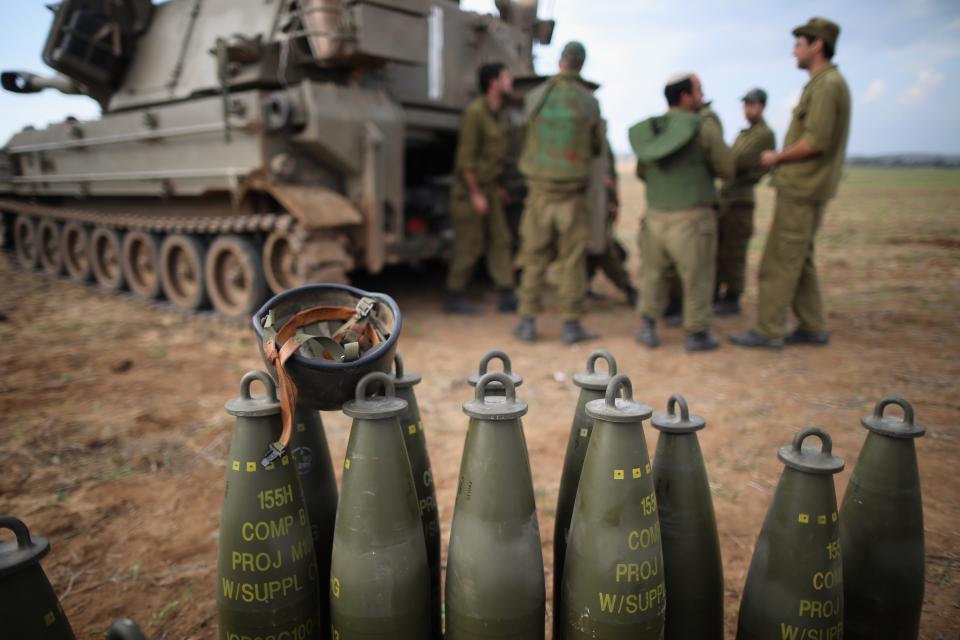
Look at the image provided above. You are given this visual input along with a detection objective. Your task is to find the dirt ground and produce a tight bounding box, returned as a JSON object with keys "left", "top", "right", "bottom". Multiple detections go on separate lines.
{"left": 1, "top": 167, "right": 958, "bottom": 639}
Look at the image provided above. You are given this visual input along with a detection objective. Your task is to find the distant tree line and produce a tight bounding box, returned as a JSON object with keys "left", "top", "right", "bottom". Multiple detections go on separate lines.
{"left": 845, "top": 154, "right": 960, "bottom": 168}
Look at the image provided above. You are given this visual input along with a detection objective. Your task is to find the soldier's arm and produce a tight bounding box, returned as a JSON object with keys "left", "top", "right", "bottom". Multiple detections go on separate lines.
{"left": 635, "top": 159, "right": 647, "bottom": 181}
{"left": 700, "top": 118, "right": 734, "bottom": 181}
{"left": 765, "top": 83, "right": 840, "bottom": 167}
{"left": 455, "top": 105, "right": 482, "bottom": 180}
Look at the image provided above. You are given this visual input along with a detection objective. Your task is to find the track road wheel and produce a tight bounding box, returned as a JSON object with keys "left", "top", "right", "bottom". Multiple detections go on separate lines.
{"left": 263, "top": 230, "right": 304, "bottom": 294}
{"left": 205, "top": 235, "right": 267, "bottom": 320}
{"left": 90, "top": 227, "right": 127, "bottom": 291}
{"left": 37, "top": 219, "right": 64, "bottom": 276}
{"left": 14, "top": 215, "right": 39, "bottom": 270}
{"left": 62, "top": 222, "right": 92, "bottom": 282}
{"left": 122, "top": 231, "right": 162, "bottom": 300}
{"left": 160, "top": 234, "right": 208, "bottom": 311}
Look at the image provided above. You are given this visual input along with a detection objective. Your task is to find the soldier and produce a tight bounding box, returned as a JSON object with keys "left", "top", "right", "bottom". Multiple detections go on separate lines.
{"left": 714, "top": 88, "right": 776, "bottom": 316}
{"left": 630, "top": 73, "right": 734, "bottom": 352}
{"left": 444, "top": 62, "right": 517, "bottom": 315}
{"left": 586, "top": 140, "right": 639, "bottom": 307}
{"left": 513, "top": 41, "right": 603, "bottom": 344}
{"left": 731, "top": 17, "right": 851, "bottom": 348}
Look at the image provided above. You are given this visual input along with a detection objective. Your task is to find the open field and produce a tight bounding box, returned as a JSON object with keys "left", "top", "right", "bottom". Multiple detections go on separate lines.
{"left": 1, "top": 167, "right": 959, "bottom": 638}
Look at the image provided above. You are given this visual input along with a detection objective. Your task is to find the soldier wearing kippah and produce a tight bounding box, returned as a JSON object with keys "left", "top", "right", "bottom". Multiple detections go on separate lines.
{"left": 629, "top": 72, "right": 734, "bottom": 352}
{"left": 714, "top": 88, "right": 776, "bottom": 316}
{"left": 513, "top": 41, "right": 604, "bottom": 344}
{"left": 731, "top": 17, "right": 851, "bottom": 348}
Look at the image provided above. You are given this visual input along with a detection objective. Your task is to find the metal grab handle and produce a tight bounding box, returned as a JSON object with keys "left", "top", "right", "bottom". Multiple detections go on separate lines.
{"left": 664, "top": 394, "right": 691, "bottom": 422}
{"left": 239, "top": 370, "right": 278, "bottom": 403}
{"left": 0, "top": 515, "right": 33, "bottom": 549}
{"left": 394, "top": 353, "right": 405, "bottom": 378}
{"left": 477, "top": 350, "right": 513, "bottom": 375}
{"left": 475, "top": 371, "right": 516, "bottom": 403}
{"left": 585, "top": 349, "right": 617, "bottom": 376}
{"left": 793, "top": 427, "right": 833, "bottom": 454}
{"left": 873, "top": 396, "right": 915, "bottom": 428}
{"left": 355, "top": 371, "right": 396, "bottom": 402}
{"left": 604, "top": 373, "right": 633, "bottom": 406}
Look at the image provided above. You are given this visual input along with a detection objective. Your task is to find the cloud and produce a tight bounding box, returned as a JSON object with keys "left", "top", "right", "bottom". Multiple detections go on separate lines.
{"left": 899, "top": 68, "right": 945, "bottom": 104}
{"left": 861, "top": 79, "right": 886, "bottom": 106}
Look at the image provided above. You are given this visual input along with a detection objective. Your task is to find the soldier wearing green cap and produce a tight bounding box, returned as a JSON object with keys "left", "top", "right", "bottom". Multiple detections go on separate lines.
{"left": 630, "top": 73, "right": 734, "bottom": 352}
{"left": 513, "top": 40, "right": 604, "bottom": 344}
{"left": 731, "top": 17, "right": 850, "bottom": 349}
{"left": 444, "top": 62, "right": 517, "bottom": 315}
{"left": 714, "top": 88, "right": 776, "bottom": 316}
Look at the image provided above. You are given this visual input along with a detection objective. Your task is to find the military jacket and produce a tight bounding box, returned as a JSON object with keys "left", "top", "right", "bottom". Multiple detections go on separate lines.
{"left": 773, "top": 64, "right": 851, "bottom": 201}
{"left": 631, "top": 110, "right": 734, "bottom": 210}
{"left": 519, "top": 71, "right": 602, "bottom": 188}
{"left": 720, "top": 118, "right": 776, "bottom": 205}
{"left": 454, "top": 96, "right": 507, "bottom": 191}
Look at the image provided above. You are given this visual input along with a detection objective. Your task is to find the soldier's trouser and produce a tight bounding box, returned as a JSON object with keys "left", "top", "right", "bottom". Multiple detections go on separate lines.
{"left": 716, "top": 202, "right": 755, "bottom": 298}
{"left": 517, "top": 187, "right": 589, "bottom": 320}
{"left": 755, "top": 193, "right": 826, "bottom": 338}
{"left": 445, "top": 185, "right": 514, "bottom": 293}
{"left": 638, "top": 207, "right": 716, "bottom": 333}
{"left": 587, "top": 231, "right": 632, "bottom": 292}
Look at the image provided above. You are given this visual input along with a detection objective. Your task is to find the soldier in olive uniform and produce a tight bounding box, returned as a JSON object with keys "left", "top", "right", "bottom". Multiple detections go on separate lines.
{"left": 714, "top": 88, "right": 776, "bottom": 315}
{"left": 731, "top": 18, "right": 851, "bottom": 348}
{"left": 513, "top": 41, "right": 603, "bottom": 344}
{"left": 630, "top": 73, "right": 734, "bottom": 352}
{"left": 444, "top": 63, "right": 517, "bottom": 315}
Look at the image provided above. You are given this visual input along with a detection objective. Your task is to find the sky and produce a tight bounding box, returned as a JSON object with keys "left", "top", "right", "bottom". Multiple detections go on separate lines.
{"left": 1, "top": 0, "right": 958, "bottom": 156}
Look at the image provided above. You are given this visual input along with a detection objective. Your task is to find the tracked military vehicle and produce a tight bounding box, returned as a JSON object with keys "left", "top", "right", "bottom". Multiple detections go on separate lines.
{"left": 0, "top": 0, "right": 555, "bottom": 319}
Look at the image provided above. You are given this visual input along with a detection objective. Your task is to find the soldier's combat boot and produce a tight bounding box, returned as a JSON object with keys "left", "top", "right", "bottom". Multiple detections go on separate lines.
{"left": 784, "top": 328, "right": 829, "bottom": 346}
{"left": 513, "top": 316, "right": 536, "bottom": 342}
{"left": 685, "top": 331, "right": 719, "bottom": 353}
{"left": 561, "top": 320, "right": 599, "bottom": 345}
{"left": 729, "top": 330, "right": 784, "bottom": 349}
{"left": 497, "top": 288, "right": 518, "bottom": 313}
{"left": 635, "top": 316, "right": 660, "bottom": 348}
{"left": 625, "top": 285, "right": 639, "bottom": 308}
{"left": 444, "top": 293, "right": 484, "bottom": 316}
{"left": 713, "top": 295, "right": 741, "bottom": 316}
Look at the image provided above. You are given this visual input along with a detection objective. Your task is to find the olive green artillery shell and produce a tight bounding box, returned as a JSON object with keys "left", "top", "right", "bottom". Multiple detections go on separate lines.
{"left": 0, "top": 516, "right": 76, "bottom": 639}
{"left": 331, "top": 372, "right": 431, "bottom": 639}
{"left": 218, "top": 371, "right": 320, "bottom": 640}
{"left": 392, "top": 355, "right": 442, "bottom": 640}
{"left": 841, "top": 397, "right": 926, "bottom": 639}
{"left": 562, "top": 374, "right": 663, "bottom": 639}
{"left": 446, "top": 371, "right": 545, "bottom": 640}
{"left": 552, "top": 349, "right": 618, "bottom": 640}
{"left": 467, "top": 349, "right": 524, "bottom": 397}
{"left": 736, "top": 428, "right": 845, "bottom": 640}
{"left": 651, "top": 396, "right": 723, "bottom": 640}
{"left": 289, "top": 404, "right": 338, "bottom": 640}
